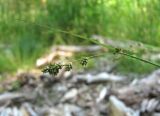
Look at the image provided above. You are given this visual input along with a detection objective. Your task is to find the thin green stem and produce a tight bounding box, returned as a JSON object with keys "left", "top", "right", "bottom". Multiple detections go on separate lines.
{"left": 16, "top": 19, "right": 160, "bottom": 68}
{"left": 119, "top": 52, "right": 160, "bottom": 67}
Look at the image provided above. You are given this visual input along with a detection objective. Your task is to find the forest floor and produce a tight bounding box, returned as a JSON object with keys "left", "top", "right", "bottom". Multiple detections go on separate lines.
{"left": 0, "top": 45, "right": 159, "bottom": 116}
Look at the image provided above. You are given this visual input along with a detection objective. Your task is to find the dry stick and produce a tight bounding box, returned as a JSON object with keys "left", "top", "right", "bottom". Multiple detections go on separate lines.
{"left": 16, "top": 19, "right": 160, "bottom": 68}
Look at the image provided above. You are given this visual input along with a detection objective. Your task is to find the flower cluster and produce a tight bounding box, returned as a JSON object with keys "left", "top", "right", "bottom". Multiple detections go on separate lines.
{"left": 114, "top": 48, "right": 122, "bottom": 54}
{"left": 42, "top": 63, "right": 72, "bottom": 76}
{"left": 65, "top": 63, "right": 72, "bottom": 71}
{"left": 42, "top": 57, "right": 90, "bottom": 76}
{"left": 80, "top": 57, "right": 88, "bottom": 66}
{"left": 42, "top": 63, "right": 62, "bottom": 75}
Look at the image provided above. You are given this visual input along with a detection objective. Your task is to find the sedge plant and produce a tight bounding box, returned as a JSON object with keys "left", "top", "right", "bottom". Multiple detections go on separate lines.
{"left": 16, "top": 19, "right": 160, "bottom": 76}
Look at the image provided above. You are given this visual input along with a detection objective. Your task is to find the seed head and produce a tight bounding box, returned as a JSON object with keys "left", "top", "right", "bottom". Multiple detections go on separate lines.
{"left": 42, "top": 63, "right": 62, "bottom": 75}
{"left": 114, "top": 48, "right": 122, "bottom": 54}
{"left": 80, "top": 57, "right": 88, "bottom": 66}
{"left": 65, "top": 63, "right": 72, "bottom": 71}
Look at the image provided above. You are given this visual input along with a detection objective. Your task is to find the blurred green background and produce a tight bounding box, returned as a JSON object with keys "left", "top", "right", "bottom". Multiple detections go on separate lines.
{"left": 0, "top": 0, "right": 160, "bottom": 74}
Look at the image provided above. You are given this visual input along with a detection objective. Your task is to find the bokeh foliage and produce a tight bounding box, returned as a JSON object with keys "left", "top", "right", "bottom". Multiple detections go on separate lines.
{"left": 0, "top": 0, "right": 160, "bottom": 73}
